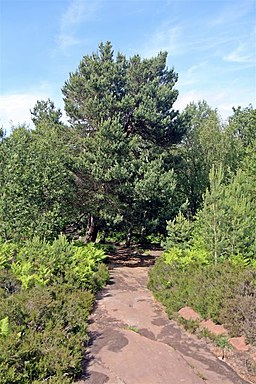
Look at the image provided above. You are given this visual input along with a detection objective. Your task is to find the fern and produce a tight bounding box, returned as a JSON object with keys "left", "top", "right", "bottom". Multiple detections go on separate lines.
{"left": 0, "top": 241, "right": 16, "bottom": 270}
{"left": 0, "top": 316, "right": 9, "bottom": 337}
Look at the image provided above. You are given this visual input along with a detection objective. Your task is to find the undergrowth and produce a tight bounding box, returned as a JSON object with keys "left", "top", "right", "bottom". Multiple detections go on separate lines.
{"left": 0, "top": 235, "right": 109, "bottom": 383}
{"left": 148, "top": 256, "right": 256, "bottom": 345}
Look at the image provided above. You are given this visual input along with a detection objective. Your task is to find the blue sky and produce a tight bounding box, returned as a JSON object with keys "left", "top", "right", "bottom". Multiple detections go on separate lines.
{"left": 0, "top": 0, "right": 255, "bottom": 130}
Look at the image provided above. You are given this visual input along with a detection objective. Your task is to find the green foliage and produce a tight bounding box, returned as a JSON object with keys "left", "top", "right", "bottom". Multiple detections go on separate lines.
{"left": 0, "top": 269, "right": 21, "bottom": 296}
{"left": 214, "top": 335, "right": 231, "bottom": 350}
{"left": 173, "top": 103, "right": 256, "bottom": 219}
{"left": 0, "top": 236, "right": 109, "bottom": 382}
{"left": 124, "top": 325, "right": 140, "bottom": 333}
{"left": 194, "top": 165, "right": 226, "bottom": 264}
{"left": 194, "top": 162, "right": 255, "bottom": 263}
{"left": 223, "top": 105, "right": 256, "bottom": 172}
{"left": 63, "top": 41, "right": 184, "bottom": 146}
{"left": 0, "top": 317, "right": 9, "bottom": 337}
{"left": 2, "top": 235, "right": 108, "bottom": 291}
{"left": 163, "top": 246, "right": 209, "bottom": 268}
{"left": 94, "top": 241, "right": 116, "bottom": 254}
{"left": 165, "top": 211, "right": 193, "bottom": 250}
{"left": 218, "top": 268, "right": 256, "bottom": 345}
{"left": 148, "top": 256, "right": 256, "bottom": 344}
{"left": 0, "top": 125, "right": 76, "bottom": 241}
{"left": 62, "top": 41, "right": 186, "bottom": 242}
{"left": 177, "top": 317, "right": 199, "bottom": 334}
{"left": 31, "top": 99, "right": 62, "bottom": 127}
{"left": 0, "top": 240, "right": 16, "bottom": 270}
{"left": 173, "top": 100, "right": 224, "bottom": 215}
{"left": 66, "top": 243, "right": 106, "bottom": 290}
{"left": 166, "top": 156, "right": 255, "bottom": 266}
{"left": 0, "top": 287, "right": 94, "bottom": 383}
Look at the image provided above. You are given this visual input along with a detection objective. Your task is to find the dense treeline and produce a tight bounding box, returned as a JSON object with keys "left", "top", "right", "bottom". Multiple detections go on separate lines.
{"left": 1, "top": 42, "right": 186, "bottom": 244}
{"left": 0, "top": 42, "right": 255, "bottom": 381}
{"left": 148, "top": 103, "right": 256, "bottom": 350}
{"left": 1, "top": 43, "right": 255, "bottom": 247}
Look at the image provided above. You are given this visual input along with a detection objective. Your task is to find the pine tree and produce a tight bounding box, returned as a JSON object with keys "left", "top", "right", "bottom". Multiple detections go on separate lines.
{"left": 195, "top": 165, "right": 227, "bottom": 264}
{"left": 61, "top": 42, "right": 186, "bottom": 242}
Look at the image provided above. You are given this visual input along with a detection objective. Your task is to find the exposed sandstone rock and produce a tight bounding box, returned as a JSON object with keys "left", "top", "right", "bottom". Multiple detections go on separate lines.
{"left": 200, "top": 319, "right": 228, "bottom": 336}
{"left": 178, "top": 306, "right": 201, "bottom": 321}
{"left": 229, "top": 336, "right": 249, "bottom": 352}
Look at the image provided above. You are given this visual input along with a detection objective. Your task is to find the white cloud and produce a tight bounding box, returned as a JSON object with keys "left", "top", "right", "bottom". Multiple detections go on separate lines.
{"left": 174, "top": 90, "right": 202, "bottom": 111}
{"left": 0, "top": 86, "right": 66, "bottom": 133}
{"left": 0, "top": 93, "right": 44, "bottom": 131}
{"left": 224, "top": 42, "right": 256, "bottom": 64}
{"left": 140, "top": 23, "right": 183, "bottom": 58}
{"left": 209, "top": 0, "right": 253, "bottom": 27}
{"left": 178, "top": 62, "right": 208, "bottom": 86}
{"left": 57, "top": 0, "right": 102, "bottom": 50}
{"left": 175, "top": 86, "right": 254, "bottom": 121}
{"left": 61, "top": 0, "right": 87, "bottom": 28}
{"left": 139, "top": 21, "right": 237, "bottom": 63}
{"left": 58, "top": 34, "right": 81, "bottom": 50}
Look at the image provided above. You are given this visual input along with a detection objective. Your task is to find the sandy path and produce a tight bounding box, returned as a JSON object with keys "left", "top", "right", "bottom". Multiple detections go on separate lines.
{"left": 80, "top": 249, "right": 249, "bottom": 384}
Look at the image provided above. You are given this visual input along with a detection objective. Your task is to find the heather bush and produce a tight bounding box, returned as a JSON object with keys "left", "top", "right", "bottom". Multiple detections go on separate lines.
{"left": 0, "top": 236, "right": 109, "bottom": 383}
{"left": 148, "top": 256, "right": 256, "bottom": 343}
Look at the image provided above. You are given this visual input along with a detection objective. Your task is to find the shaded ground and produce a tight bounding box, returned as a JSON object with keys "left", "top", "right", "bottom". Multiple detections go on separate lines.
{"left": 78, "top": 246, "right": 251, "bottom": 384}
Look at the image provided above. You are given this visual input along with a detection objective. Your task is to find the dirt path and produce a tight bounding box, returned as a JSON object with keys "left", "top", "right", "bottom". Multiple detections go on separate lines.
{"left": 81, "top": 248, "right": 249, "bottom": 384}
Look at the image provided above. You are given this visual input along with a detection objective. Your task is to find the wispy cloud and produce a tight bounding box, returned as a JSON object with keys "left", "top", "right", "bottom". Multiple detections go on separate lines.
{"left": 57, "top": 0, "right": 102, "bottom": 50}
{"left": 174, "top": 90, "right": 203, "bottom": 111}
{"left": 61, "top": 0, "right": 87, "bottom": 28}
{"left": 58, "top": 34, "right": 81, "bottom": 50}
{"left": 178, "top": 62, "right": 208, "bottom": 86}
{"left": 140, "top": 22, "right": 184, "bottom": 58}
{"left": 140, "top": 20, "right": 238, "bottom": 62}
{"left": 209, "top": 0, "right": 253, "bottom": 26}
{"left": 224, "top": 40, "right": 256, "bottom": 64}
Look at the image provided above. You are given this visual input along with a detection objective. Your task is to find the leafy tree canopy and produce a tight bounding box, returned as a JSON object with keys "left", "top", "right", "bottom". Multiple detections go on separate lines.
{"left": 0, "top": 124, "right": 76, "bottom": 241}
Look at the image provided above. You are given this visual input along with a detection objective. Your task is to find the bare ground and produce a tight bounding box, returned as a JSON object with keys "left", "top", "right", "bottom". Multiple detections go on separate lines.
{"left": 78, "top": 246, "right": 253, "bottom": 384}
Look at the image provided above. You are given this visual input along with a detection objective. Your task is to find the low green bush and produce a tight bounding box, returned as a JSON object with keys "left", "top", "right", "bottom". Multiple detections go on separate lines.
{"left": 0, "top": 269, "right": 21, "bottom": 295}
{"left": 0, "top": 236, "right": 109, "bottom": 383}
{"left": 218, "top": 268, "right": 256, "bottom": 344}
{"left": 148, "top": 255, "right": 256, "bottom": 344}
{"left": 1, "top": 235, "right": 108, "bottom": 292}
{"left": 0, "top": 285, "right": 95, "bottom": 383}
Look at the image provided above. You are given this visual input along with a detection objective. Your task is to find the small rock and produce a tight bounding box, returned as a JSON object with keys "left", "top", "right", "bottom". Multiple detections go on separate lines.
{"left": 229, "top": 336, "right": 249, "bottom": 352}
{"left": 200, "top": 320, "right": 228, "bottom": 336}
{"left": 178, "top": 306, "right": 201, "bottom": 321}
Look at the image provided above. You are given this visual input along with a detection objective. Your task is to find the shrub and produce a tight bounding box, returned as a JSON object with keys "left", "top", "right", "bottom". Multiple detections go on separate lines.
{"left": 0, "top": 269, "right": 21, "bottom": 295}
{"left": 164, "top": 212, "right": 193, "bottom": 250}
{"left": 219, "top": 268, "right": 256, "bottom": 344}
{"left": 0, "top": 285, "right": 94, "bottom": 383}
{"left": 2, "top": 235, "right": 109, "bottom": 291}
{"left": 0, "top": 235, "right": 109, "bottom": 382}
{"left": 148, "top": 255, "right": 255, "bottom": 341}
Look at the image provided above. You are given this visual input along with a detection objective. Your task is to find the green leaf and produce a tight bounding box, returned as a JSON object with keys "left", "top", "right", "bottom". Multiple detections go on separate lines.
{"left": 0, "top": 316, "right": 9, "bottom": 337}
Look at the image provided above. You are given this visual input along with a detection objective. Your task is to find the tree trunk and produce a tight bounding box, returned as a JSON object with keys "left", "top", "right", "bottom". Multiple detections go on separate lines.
{"left": 85, "top": 215, "right": 98, "bottom": 243}
{"left": 125, "top": 227, "right": 132, "bottom": 248}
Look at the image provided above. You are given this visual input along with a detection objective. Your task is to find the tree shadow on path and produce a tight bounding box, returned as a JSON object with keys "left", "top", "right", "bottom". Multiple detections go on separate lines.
{"left": 105, "top": 244, "right": 163, "bottom": 268}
